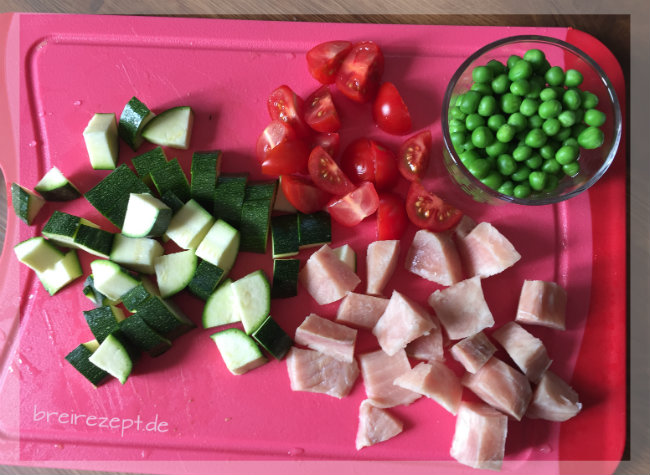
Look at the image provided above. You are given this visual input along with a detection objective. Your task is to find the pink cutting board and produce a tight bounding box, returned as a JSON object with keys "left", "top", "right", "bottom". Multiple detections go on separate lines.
{"left": 0, "top": 13, "right": 626, "bottom": 475}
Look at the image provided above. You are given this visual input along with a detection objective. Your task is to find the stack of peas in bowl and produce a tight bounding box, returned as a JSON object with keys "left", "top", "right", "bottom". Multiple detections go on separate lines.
{"left": 447, "top": 48, "right": 607, "bottom": 199}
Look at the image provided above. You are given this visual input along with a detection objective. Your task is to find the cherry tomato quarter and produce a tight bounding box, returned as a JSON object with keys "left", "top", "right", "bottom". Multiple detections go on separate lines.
{"left": 335, "top": 41, "right": 385, "bottom": 103}
{"left": 304, "top": 86, "right": 341, "bottom": 133}
{"left": 377, "top": 193, "right": 408, "bottom": 240}
{"left": 373, "top": 82, "right": 412, "bottom": 135}
{"left": 260, "top": 140, "right": 310, "bottom": 176}
{"left": 267, "top": 85, "right": 311, "bottom": 138}
{"left": 308, "top": 146, "right": 356, "bottom": 196}
{"left": 311, "top": 132, "right": 340, "bottom": 158}
{"left": 397, "top": 130, "right": 432, "bottom": 181}
{"left": 256, "top": 120, "right": 298, "bottom": 163}
{"left": 405, "top": 181, "right": 463, "bottom": 232}
{"left": 280, "top": 175, "right": 332, "bottom": 214}
{"left": 327, "top": 182, "right": 380, "bottom": 227}
{"left": 306, "top": 40, "right": 353, "bottom": 84}
{"left": 340, "top": 138, "right": 398, "bottom": 191}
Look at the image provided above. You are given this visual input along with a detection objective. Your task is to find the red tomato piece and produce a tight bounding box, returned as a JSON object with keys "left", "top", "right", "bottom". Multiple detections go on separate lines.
{"left": 335, "top": 41, "right": 384, "bottom": 103}
{"left": 280, "top": 175, "right": 332, "bottom": 214}
{"left": 373, "top": 82, "right": 412, "bottom": 135}
{"left": 377, "top": 193, "right": 408, "bottom": 240}
{"left": 307, "top": 146, "right": 355, "bottom": 196}
{"left": 261, "top": 140, "right": 310, "bottom": 176}
{"left": 327, "top": 182, "right": 380, "bottom": 227}
{"left": 267, "top": 85, "right": 311, "bottom": 138}
{"left": 306, "top": 40, "right": 353, "bottom": 84}
{"left": 304, "top": 85, "right": 341, "bottom": 133}
{"left": 256, "top": 120, "right": 297, "bottom": 163}
{"left": 311, "top": 132, "right": 340, "bottom": 158}
{"left": 405, "top": 181, "right": 463, "bottom": 232}
{"left": 397, "top": 130, "right": 433, "bottom": 181}
{"left": 340, "top": 138, "right": 398, "bottom": 191}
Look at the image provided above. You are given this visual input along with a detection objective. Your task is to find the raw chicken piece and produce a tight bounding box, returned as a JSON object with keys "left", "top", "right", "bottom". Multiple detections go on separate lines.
{"left": 405, "top": 321, "right": 444, "bottom": 362}
{"left": 286, "top": 347, "right": 359, "bottom": 398}
{"left": 373, "top": 290, "right": 435, "bottom": 356}
{"left": 404, "top": 229, "right": 463, "bottom": 286}
{"left": 457, "top": 221, "right": 521, "bottom": 278}
{"left": 450, "top": 331, "right": 496, "bottom": 373}
{"left": 358, "top": 348, "right": 421, "bottom": 408}
{"left": 394, "top": 361, "right": 462, "bottom": 414}
{"left": 526, "top": 370, "right": 582, "bottom": 421}
{"left": 450, "top": 401, "right": 508, "bottom": 471}
{"left": 492, "top": 321, "right": 552, "bottom": 383}
{"left": 294, "top": 313, "right": 357, "bottom": 363}
{"left": 515, "top": 280, "right": 567, "bottom": 330}
{"left": 299, "top": 244, "right": 361, "bottom": 305}
{"left": 366, "top": 240, "right": 400, "bottom": 295}
{"left": 428, "top": 276, "right": 494, "bottom": 340}
{"left": 453, "top": 214, "right": 478, "bottom": 239}
{"left": 462, "top": 357, "right": 532, "bottom": 421}
{"left": 355, "top": 399, "right": 404, "bottom": 450}
{"left": 335, "top": 292, "right": 389, "bottom": 330}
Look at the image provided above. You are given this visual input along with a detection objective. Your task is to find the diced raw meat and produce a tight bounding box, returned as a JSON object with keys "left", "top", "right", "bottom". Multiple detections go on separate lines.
{"left": 405, "top": 321, "right": 444, "bottom": 362}
{"left": 335, "top": 292, "right": 389, "bottom": 330}
{"left": 453, "top": 214, "right": 477, "bottom": 239}
{"left": 294, "top": 313, "right": 357, "bottom": 363}
{"left": 358, "top": 349, "right": 421, "bottom": 408}
{"left": 450, "top": 401, "right": 508, "bottom": 471}
{"left": 373, "top": 290, "right": 435, "bottom": 356}
{"left": 404, "top": 229, "right": 463, "bottom": 286}
{"left": 450, "top": 331, "right": 496, "bottom": 373}
{"left": 492, "top": 321, "right": 552, "bottom": 383}
{"left": 286, "top": 347, "right": 359, "bottom": 398}
{"left": 355, "top": 399, "right": 404, "bottom": 450}
{"left": 526, "top": 370, "right": 582, "bottom": 421}
{"left": 394, "top": 361, "right": 462, "bottom": 414}
{"left": 457, "top": 221, "right": 521, "bottom": 278}
{"left": 462, "top": 357, "right": 532, "bottom": 421}
{"left": 428, "top": 276, "right": 494, "bottom": 340}
{"left": 515, "top": 280, "right": 567, "bottom": 330}
{"left": 299, "top": 244, "right": 361, "bottom": 305}
{"left": 366, "top": 240, "right": 400, "bottom": 295}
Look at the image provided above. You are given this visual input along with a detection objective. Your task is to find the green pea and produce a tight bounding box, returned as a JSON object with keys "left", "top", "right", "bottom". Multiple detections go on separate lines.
{"left": 481, "top": 171, "right": 504, "bottom": 190}
{"left": 509, "top": 59, "right": 533, "bottom": 81}
{"left": 449, "top": 106, "right": 467, "bottom": 121}
{"left": 450, "top": 132, "right": 467, "bottom": 148}
{"left": 542, "top": 118, "right": 561, "bottom": 136}
{"left": 472, "top": 65, "right": 494, "bottom": 83}
{"left": 507, "top": 112, "right": 528, "bottom": 132}
{"left": 571, "top": 123, "right": 588, "bottom": 139}
{"left": 562, "top": 162, "right": 580, "bottom": 176}
{"left": 510, "top": 78, "right": 530, "bottom": 96}
{"left": 459, "top": 149, "right": 480, "bottom": 166}
{"left": 528, "top": 114, "right": 544, "bottom": 129}
{"left": 538, "top": 58, "right": 552, "bottom": 75}
{"left": 512, "top": 164, "right": 532, "bottom": 182}
{"left": 564, "top": 69, "right": 584, "bottom": 87}
{"left": 545, "top": 66, "right": 565, "bottom": 87}
{"left": 526, "top": 76, "right": 546, "bottom": 99}
{"left": 491, "top": 73, "right": 511, "bottom": 95}
{"left": 557, "top": 110, "right": 576, "bottom": 128}
{"left": 524, "top": 128, "right": 547, "bottom": 148}
{"left": 539, "top": 87, "right": 559, "bottom": 102}
{"left": 526, "top": 153, "right": 543, "bottom": 170}
{"left": 544, "top": 174, "right": 559, "bottom": 192}
{"left": 496, "top": 123, "right": 516, "bottom": 143}
{"left": 581, "top": 90, "right": 599, "bottom": 109}
{"left": 513, "top": 183, "right": 532, "bottom": 199}
{"left": 487, "top": 59, "right": 507, "bottom": 76}
{"left": 555, "top": 126, "right": 572, "bottom": 142}
{"left": 459, "top": 90, "right": 482, "bottom": 114}
{"left": 471, "top": 126, "right": 495, "bottom": 148}
{"left": 529, "top": 170, "right": 547, "bottom": 191}
{"left": 577, "top": 126, "right": 605, "bottom": 149}
{"left": 496, "top": 154, "right": 517, "bottom": 176}
{"left": 501, "top": 93, "right": 522, "bottom": 114}
{"left": 523, "top": 49, "right": 546, "bottom": 70}
{"left": 507, "top": 55, "right": 522, "bottom": 69}
{"left": 465, "top": 113, "right": 485, "bottom": 131}
{"left": 573, "top": 108, "right": 585, "bottom": 124}
{"left": 562, "top": 88, "right": 582, "bottom": 111}
{"left": 540, "top": 142, "right": 559, "bottom": 160}
{"left": 555, "top": 145, "right": 579, "bottom": 165}
{"left": 498, "top": 180, "right": 515, "bottom": 196}
{"left": 563, "top": 137, "right": 579, "bottom": 148}
{"left": 584, "top": 109, "right": 606, "bottom": 127}
{"left": 512, "top": 144, "right": 533, "bottom": 162}
{"left": 487, "top": 114, "right": 506, "bottom": 131}
{"left": 471, "top": 82, "right": 493, "bottom": 95}
{"left": 542, "top": 158, "right": 562, "bottom": 174}
{"left": 485, "top": 140, "right": 508, "bottom": 158}
{"left": 449, "top": 118, "right": 467, "bottom": 134}
{"left": 467, "top": 158, "right": 491, "bottom": 179}
{"left": 462, "top": 137, "right": 476, "bottom": 151}
{"left": 477, "top": 95, "right": 498, "bottom": 116}
{"left": 538, "top": 99, "right": 562, "bottom": 119}
{"left": 519, "top": 98, "right": 539, "bottom": 117}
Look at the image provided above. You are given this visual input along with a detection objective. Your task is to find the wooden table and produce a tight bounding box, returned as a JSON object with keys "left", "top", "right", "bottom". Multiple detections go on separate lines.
{"left": 0, "top": 2, "right": 646, "bottom": 475}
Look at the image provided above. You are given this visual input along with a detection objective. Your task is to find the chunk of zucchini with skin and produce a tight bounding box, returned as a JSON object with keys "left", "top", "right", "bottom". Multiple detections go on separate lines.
{"left": 187, "top": 260, "right": 224, "bottom": 301}
{"left": 65, "top": 340, "right": 108, "bottom": 387}
{"left": 142, "top": 106, "right": 194, "bottom": 150}
{"left": 121, "top": 193, "right": 172, "bottom": 238}
{"left": 110, "top": 234, "right": 164, "bottom": 275}
{"left": 239, "top": 198, "right": 273, "bottom": 254}
{"left": 83, "top": 305, "right": 126, "bottom": 344}
{"left": 202, "top": 279, "right": 240, "bottom": 329}
{"left": 120, "top": 279, "right": 159, "bottom": 312}
{"left": 83, "top": 113, "right": 119, "bottom": 170}
{"left": 271, "top": 258, "right": 300, "bottom": 299}
{"left": 154, "top": 250, "right": 198, "bottom": 298}
{"left": 195, "top": 219, "right": 240, "bottom": 275}
{"left": 88, "top": 333, "right": 134, "bottom": 384}
{"left": 165, "top": 199, "right": 215, "bottom": 250}
{"left": 213, "top": 174, "right": 248, "bottom": 227}
{"left": 131, "top": 146, "right": 167, "bottom": 186}
{"left": 14, "top": 237, "right": 64, "bottom": 273}
{"left": 150, "top": 158, "right": 191, "bottom": 203}
{"left": 119, "top": 96, "right": 156, "bottom": 151}
{"left": 133, "top": 295, "right": 194, "bottom": 339}
{"left": 34, "top": 166, "right": 81, "bottom": 201}
{"left": 42, "top": 211, "right": 100, "bottom": 248}
{"left": 11, "top": 183, "right": 45, "bottom": 225}
{"left": 119, "top": 315, "right": 172, "bottom": 357}
{"left": 191, "top": 150, "right": 222, "bottom": 211}
{"left": 271, "top": 214, "right": 299, "bottom": 258}
{"left": 90, "top": 259, "right": 140, "bottom": 302}
{"left": 73, "top": 224, "right": 115, "bottom": 258}
{"left": 210, "top": 328, "right": 267, "bottom": 375}
{"left": 252, "top": 315, "right": 293, "bottom": 360}
{"left": 231, "top": 270, "right": 271, "bottom": 335}
{"left": 36, "top": 250, "right": 83, "bottom": 295}
{"left": 160, "top": 190, "right": 184, "bottom": 213}
{"left": 82, "top": 274, "right": 116, "bottom": 307}
{"left": 298, "top": 211, "right": 332, "bottom": 249}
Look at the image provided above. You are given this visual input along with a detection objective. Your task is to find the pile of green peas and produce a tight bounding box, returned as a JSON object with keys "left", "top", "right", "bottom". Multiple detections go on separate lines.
{"left": 448, "top": 48, "right": 607, "bottom": 199}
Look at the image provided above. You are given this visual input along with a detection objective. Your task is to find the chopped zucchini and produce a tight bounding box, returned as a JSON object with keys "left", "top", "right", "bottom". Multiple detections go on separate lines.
{"left": 202, "top": 279, "right": 240, "bottom": 329}
{"left": 150, "top": 158, "right": 191, "bottom": 203}
{"left": 153, "top": 250, "right": 198, "bottom": 298}
{"left": 83, "top": 113, "right": 119, "bottom": 170}
{"left": 82, "top": 274, "right": 115, "bottom": 307}
{"left": 191, "top": 150, "right": 222, "bottom": 210}
{"left": 239, "top": 199, "right": 272, "bottom": 254}
{"left": 231, "top": 270, "right": 271, "bottom": 334}
{"left": 36, "top": 250, "right": 83, "bottom": 295}
{"left": 195, "top": 219, "right": 240, "bottom": 275}
{"left": 65, "top": 340, "right": 108, "bottom": 387}
{"left": 14, "top": 237, "right": 64, "bottom": 273}
{"left": 271, "top": 258, "right": 300, "bottom": 299}
{"left": 83, "top": 305, "right": 126, "bottom": 343}
{"left": 11, "top": 183, "right": 45, "bottom": 225}
{"left": 132, "top": 295, "right": 194, "bottom": 339}
{"left": 271, "top": 214, "right": 299, "bottom": 258}
{"left": 244, "top": 181, "right": 278, "bottom": 202}
{"left": 131, "top": 146, "right": 167, "bottom": 185}
{"left": 213, "top": 174, "right": 248, "bottom": 227}
{"left": 87, "top": 333, "right": 135, "bottom": 384}
{"left": 187, "top": 260, "right": 224, "bottom": 301}
{"left": 332, "top": 244, "right": 357, "bottom": 272}
{"left": 34, "top": 166, "right": 81, "bottom": 201}
{"left": 121, "top": 193, "right": 172, "bottom": 238}
{"left": 73, "top": 224, "right": 115, "bottom": 258}
{"left": 42, "top": 211, "right": 99, "bottom": 248}
{"left": 252, "top": 315, "right": 293, "bottom": 360}
{"left": 160, "top": 190, "right": 185, "bottom": 213}
{"left": 119, "top": 315, "right": 172, "bottom": 357}
{"left": 118, "top": 96, "right": 156, "bottom": 151}
{"left": 210, "top": 328, "right": 267, "bottom": 375}
{"left": 110, "top": 234, "right": 164, "bottom": 274}
{"left": 298, "top": 211, "right": 331, "bottom": 249}
{"left": 90, "top": 259, "right": 140, "bottom": 302}
{"left": 121, "top": 280, "right": 158, "bottom": 312}
{"left": 165, "top": 199, "right": 214, "bottom": 250}
{"left": 142, "top": 106, "right": 194, "bottom": 149}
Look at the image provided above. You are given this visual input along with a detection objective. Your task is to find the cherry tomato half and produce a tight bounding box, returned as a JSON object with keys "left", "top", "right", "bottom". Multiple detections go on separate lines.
{"left": 340, "top": 138, "right": 398, "bottom": 191}
{"left": 405, "top": 181, "right": 463, "bottom": 232}
{"left": 261, "top": 140, "right": 310, "bottom": 176}
{"left": 267, "top": 85, "right": 311, "bottom": 138}
{"left": 377, "top": 193, "right": 408, "bottom": 240}
{"left": 280, "top": 175, "right": 332, "bottom": 214}
{"left": 397, "top": 130, "right": 432, "bottom": 182}
{"left": 256, "top": 120, "right": 297, "bottom": 163}
{"left": 373, "top": 82, "right": 412, "bottom": 135}
{"left": 308, "top": 146, "right": 355, "bottom": 196}
{"left": 306, "top": 40, "right": 353, "bottom": 85}
{"left": 327, "top": 182, "right": 380, "bottom": 227}
{"left": 304, "top": 85, "right": 341, "bottom": 133}
{"left": 311, "top": 132, "right": 340, "bottom": 158}
{"left": 335, "top": 41, "right": 384, "bottom": 103}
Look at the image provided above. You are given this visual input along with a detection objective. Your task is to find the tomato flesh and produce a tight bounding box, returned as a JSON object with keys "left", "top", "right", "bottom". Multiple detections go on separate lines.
{"left": 261, "top": 140, "right": 310, "bottom": 176}
{"left": 397, "top": 130, "right": 433, "bottom": 181}
{"left": 327, "top": 181, "right": 380, "bottom": 227}
{"left": 377, "top": 193, "right": 408, "bottom": 240}
{"left": 304, "top": 85, "right": 341, "bottom": 133}
{"left": 340, "top": 138, "right": 398, "bottom": 191}
{"left": 306, "top": 40, "right": 353, "bottom": 84}
{"left": 373, "top": 82, "right": 412, "bottom": 135}
{"left": 267, "top": 85, "right": 311, "bottom": 138}
{"left": 308, "top": 146, "right": 355, "bottom": 196}
{"left": 256, "top": 120, "right": 297, "bottom": 163}
{"left": 280, "top": 175, "right": 331, "bottom": 214}
{"left": 311, "top": 132, "right": 340, "bottom": 158}
{"left": 405, "top": 182, "right": 463, "bottom": 232}
{"left": 335, "top": 41, "right": 384, "bottom": 103}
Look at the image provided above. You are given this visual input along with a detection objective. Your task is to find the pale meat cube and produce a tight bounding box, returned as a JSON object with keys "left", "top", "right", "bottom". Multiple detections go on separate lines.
{"left": 335, "top": 292, "right": 389, "bottom": 330}
{"left": 405, "top": 321, "right": 444, "bottom": 362}
{"left": 515, "top": 280, "right": 567, "bottom": 330}
{"left": 526, "top": 370, "right": 582, "bottom": 421}
{"left": 373, "top": 290, "right": 435, "bottom": 356}
{"left": 404, "top": 229, "right": 463, "bottom": 286}
{"left": 355, "top": 399, "right": 404, "bottom": 450}
{"left": 294, "top": 313, "right": 357, "bottom": 363}
{"left": 492, "top": 321, "right": 552, "bottom": 383}
{"left": 453, "top": 214, "right": 478, "bottom": 239}
{"left": 450, "top": 401, "right": 508, "bottom": 471}
{"left": 458, "top": 221, "right": 521, "bottom": 278}
{"left": 299, "top": 244, "right": 361, "bottom": 305}
{"left": 428, "top": 276, "right": 494, "bottom": 340}
{"left": 462, "top": 357, "right": 532, "bottom": 421}
{"left": 450, "top": 331, "right": 496, "bottom": 373}
{"left": 286, "top": 347, "right": 359, "bottom": 398}
{"left": 358, "top": 349, "right": 421, "bottom": 408}
{"left": 394, "top": 361, "right": 462, "bottom": 415}
{"left": 366, "top": 240, "right": 400, "bottom": 295}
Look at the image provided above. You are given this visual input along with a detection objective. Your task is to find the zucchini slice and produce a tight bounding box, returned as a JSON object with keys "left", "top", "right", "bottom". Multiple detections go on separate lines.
{"left": 195, "top": 219, "right": 240, "bottom": 275}
{"left": 298, "top": 211, "right": 332, "bottom": 249}
{"left": 118, "top": 96, "right": 156, "bottom": 151}
{"left": 252, "top": 315, "right": 293, "bottom": 360}
{"left": 83, "top": 305, "right": 126, "bottom": 344}
{"left": 110, "top": 234, "right": 164, "bottom": 274}
{"left": 142, "top": 106, "right": 194, "bottom": 149}
{"left": 153, "top": 250, "right": 198, "bottom": 298}
{"left": 133, "top": 295, "right": 194, "bottom": 339}
{"left": 210, "top": 328, "right": 267, "bottom": 375}
{"left": 239, "top": 199, "right": 273, "bottom": 254}
{"left": 73, "top": 224, "right": 115, "bottom": 258}
{"left": 131, "top": 146, "right": 167, "bottom": 185}
{"left": 271, "top": 214, "right": 299, "bottom": 258}
{"left": 14, "top": 236, "right": 64, "bottom": 273}
{"left": 65, "top": 340, "right": 108, "bottom": 387}
{"left": 42, "top": 211, "right": 99, "bottom": 248}
{"left": 34, "top": 166, "right": 81, "bottom": 201}
{"left": 213, "top": 174, "right": 248, "bottom": 227}
{"left": 150, "top": 158, "right": 191, "bottom": 203}
{"left": 11, "top": 183, "right": 45, "bottom": 225}
{"left": 191, "top": 150, "right": 222, "bottom": 210}
{"left": 231, "top": 270, "right": 271, "bottom": 334}
{"left": 36, "top": 250, "right": 83, "bottom": 296}
{"left": 202, "top": 279, "right": 240, "bottom": 328}
{"left": 160, "top": 190, "right": 185, "bottom": 213}
{"left": 83, "top": 113, "right": 119, "bottom": 170}
{"left": 88, "top": 333, "right": 135, "bottom": 384}
{"left": 121, "top": 279, "right": 158, "bottom": 312}
{"left": 82, "top": 274, "right": 115, "bottom": 307}
{"left": 187, "top": 260, "right": 224, "bottom": 301}
{"left": 90, "top": 259, "right": 140, "bottom": 302}
{"left": 119, "top": 315, "right": 172, "bottom": 357}
{"left": 121, "top": 193, "right": 172, "bottom": 238}
{"left": 271, "top": 258, "right": 300, "bottom": 299}
{"left": 165, "top": 199, "right": 215, "bottom": 250}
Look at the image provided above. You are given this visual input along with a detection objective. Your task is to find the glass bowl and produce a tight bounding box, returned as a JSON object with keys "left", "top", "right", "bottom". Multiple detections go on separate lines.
{"left": 441, "top": 35, "right": 622, "bottom": 205}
